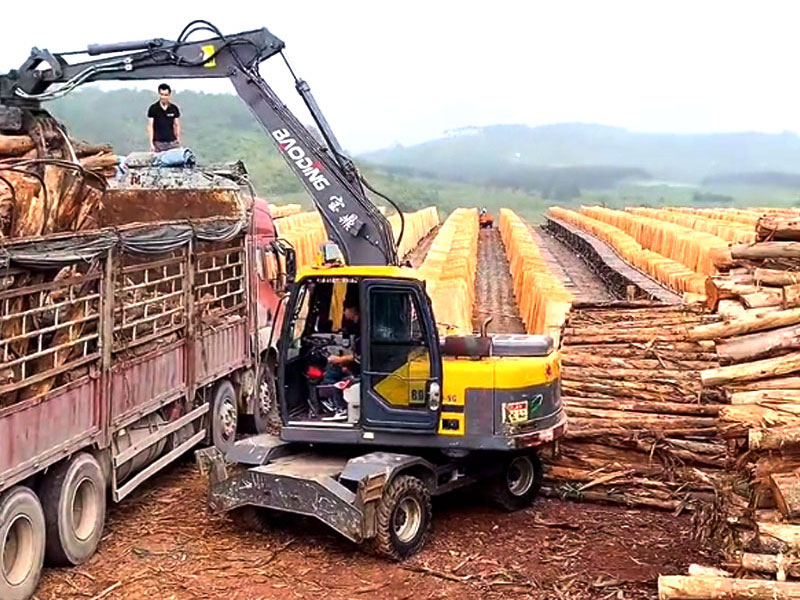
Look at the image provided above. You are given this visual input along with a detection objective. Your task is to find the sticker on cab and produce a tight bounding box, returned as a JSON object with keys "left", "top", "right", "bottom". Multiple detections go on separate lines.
{"left": 503, "top": 401, "right": 529, "bottom": 424}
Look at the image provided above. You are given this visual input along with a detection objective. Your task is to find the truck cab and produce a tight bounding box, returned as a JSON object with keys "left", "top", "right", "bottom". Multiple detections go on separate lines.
{"left": 276, "top": 266, "right": 566, "bottom": 450}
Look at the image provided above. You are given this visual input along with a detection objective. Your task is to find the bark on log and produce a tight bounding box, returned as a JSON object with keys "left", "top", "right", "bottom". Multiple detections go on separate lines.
{"left": 770, "top": 472, "right": 800, "bottom": 519}
{"left": 758, "top": 521, "right": 800, "bottom": 551}
{"left": 706, "top": 277, "right": 761, "bottom": 310}
{"left": 740, "top": 552, "right": 800, "bottom": 578}
{"left": 742, "top": 288, "right": 784, "bottom": 309}
{"left": 731, "top": 242, "right": 800, "bottom": 261}
{"left": 732, "top": 390, "right": 800, "bottom": 405}
{"left": 757, "top": 216, "right": 800, "bottom": 242}
{"left": 731, "top": 377, "right": 800, "bottom": 392}
{"left": 757, "top": 268, "right": 800, "bottom": 287}
{"left": 720, "top": 404, "right": 800, "bottom": 428}
{"left": 702, "top": 352, "right": 800, "bottom": 387}
{"left": 689, "top": 308, "right": 800, "bottom": 341}
{"left": 79, "top": 153, "right": 118, "bottom": 171}
{"left": 687, "top": 565, "right": 731, "bottom": 578}
{"left": 658, "top": 575, "right": 800, "bottom": 599}
{"left": 718, "top": 300, "right": 747, "bottom": 319}
{"left": 750, "top": 426, "right": 800, "bottom": 450}
{"left": 0, "top": 134, "right": 34, "bottom": 156}
{"left": 717, "top": 324, "right": 800, "bottom": 364}
{"left": 784, "top": 284, "right": 800, "bottom": 309}
{"left": 564, "top": 396, "right": 721, "bottom": 416}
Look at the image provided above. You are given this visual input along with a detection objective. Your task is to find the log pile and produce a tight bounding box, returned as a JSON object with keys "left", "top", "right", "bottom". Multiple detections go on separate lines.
{"left": 543, "top": 301, "right": 728, "bottom": 512}
{"left": 0, "top": 118, "right": 116, "bottom": 240}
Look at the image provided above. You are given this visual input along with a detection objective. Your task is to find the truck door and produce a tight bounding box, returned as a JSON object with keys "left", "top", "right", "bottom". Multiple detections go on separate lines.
{"left": 360, "top": 279, "right": 442, "bottom": 431}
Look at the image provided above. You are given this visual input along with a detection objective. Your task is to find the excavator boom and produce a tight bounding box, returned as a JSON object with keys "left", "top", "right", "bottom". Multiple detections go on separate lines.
{"left": 0, "top": 21, "right": 398, "bottom": 266}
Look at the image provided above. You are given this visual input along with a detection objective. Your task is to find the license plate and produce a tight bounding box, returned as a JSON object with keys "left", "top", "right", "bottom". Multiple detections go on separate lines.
{"left": 503, "top": 401, "right": 529, "bottom": 424}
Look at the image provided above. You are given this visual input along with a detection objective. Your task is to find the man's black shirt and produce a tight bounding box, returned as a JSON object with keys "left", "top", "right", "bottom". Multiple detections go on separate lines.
{"left": 147, "top": 102, "right": 180, "bottom": 142}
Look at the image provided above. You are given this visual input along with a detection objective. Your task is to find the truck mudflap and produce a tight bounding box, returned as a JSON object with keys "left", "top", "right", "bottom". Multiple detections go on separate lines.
{"left": 199, "top": 448, "right": 367, "bottom": 543}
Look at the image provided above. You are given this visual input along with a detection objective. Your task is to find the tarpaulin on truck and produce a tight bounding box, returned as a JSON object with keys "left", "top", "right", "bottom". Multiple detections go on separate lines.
{"left": 0, "top": 218, "right": 245, "bottom": 270}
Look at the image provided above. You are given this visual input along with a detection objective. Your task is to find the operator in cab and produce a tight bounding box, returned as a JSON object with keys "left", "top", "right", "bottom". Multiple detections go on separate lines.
{"left": 147, "top": 83, "right": 181, "bottom": 152}
{"left": 320, "top": 300, "right": 361, "bottom": 419}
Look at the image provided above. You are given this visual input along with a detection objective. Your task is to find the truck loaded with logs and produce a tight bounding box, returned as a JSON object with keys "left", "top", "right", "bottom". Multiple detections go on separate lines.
{"left": 0, "top": 118, "right": 295, "bottom": 598}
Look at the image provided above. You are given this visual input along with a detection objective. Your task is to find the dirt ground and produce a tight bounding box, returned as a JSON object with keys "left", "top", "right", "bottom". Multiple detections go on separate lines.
{"left": 38, "top": 462, "right": 714, "bottom": 600}
{"left": 36, "top": 219, "right": 716, "bottom": 600}
{"left": 473, "top": 228, "right": 527, "bottom": 334}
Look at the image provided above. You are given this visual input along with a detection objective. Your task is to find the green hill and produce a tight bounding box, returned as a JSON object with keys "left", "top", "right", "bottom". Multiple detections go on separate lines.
{"left": 49, "top": 88, "right": 546, "bottom": 221}
{"left": 364, "top": 123, "right": 800, "bottom": 185}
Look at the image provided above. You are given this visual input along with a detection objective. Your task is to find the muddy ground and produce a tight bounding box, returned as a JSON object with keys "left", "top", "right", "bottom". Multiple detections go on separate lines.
{"left": 38, "top": 463, "right": 714, "bottom": 600}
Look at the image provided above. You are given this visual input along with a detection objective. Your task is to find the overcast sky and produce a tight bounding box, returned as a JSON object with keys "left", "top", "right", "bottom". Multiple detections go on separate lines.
{"left": 3, "top": 1, "right": 800, "bottom": 152}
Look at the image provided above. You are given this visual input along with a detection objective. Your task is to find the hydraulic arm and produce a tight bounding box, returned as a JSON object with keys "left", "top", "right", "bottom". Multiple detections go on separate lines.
{"left": 0, "top": 21, "right": 398, "bottom": 266}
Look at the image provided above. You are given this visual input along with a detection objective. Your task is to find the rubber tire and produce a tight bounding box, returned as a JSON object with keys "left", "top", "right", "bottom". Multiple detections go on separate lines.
{"left": 211, "top": 380, "right": 238, "bottom": 453}
{"left": 231, "top": 507, "right": 275, "bottom": 533}
{"left": 253, "top": 363, "right": 281, "bottom": 435}
{"left": 366, "top": 475, "right": 431, "bottom": 560}
{"left": 40, "top": 453, "right": 106, "bottom": 566}
{"left": 0, "top": 486, "right": 46, "bottom": 600}
{"left": 485, "top": 452, "right": 543, "bottom": 512}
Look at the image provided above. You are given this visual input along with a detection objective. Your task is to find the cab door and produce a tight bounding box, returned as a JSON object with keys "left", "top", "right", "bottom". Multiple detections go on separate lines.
{"left": 360, "top": 279, "right": 442, "bottom": 431}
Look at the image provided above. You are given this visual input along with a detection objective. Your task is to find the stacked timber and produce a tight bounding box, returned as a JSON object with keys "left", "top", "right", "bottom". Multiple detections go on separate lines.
{"left": 417, "top": 208, "right": 478, "bottom": 335}
{"left": 499, "top": 209, "right": 572, "bottom": 343}
{"left": 543, "top": 302, "right": 727, "bottom": 512}
{"left": 0, "top": 119, "right": 117, "bottom": 240}
{"left": 550, "top": 207, "right": 708, "bottom": 296}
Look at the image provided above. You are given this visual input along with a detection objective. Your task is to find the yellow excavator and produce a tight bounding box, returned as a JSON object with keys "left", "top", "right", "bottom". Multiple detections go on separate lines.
{"left": 1, "top": 20, "right": 566, "bottom": 559}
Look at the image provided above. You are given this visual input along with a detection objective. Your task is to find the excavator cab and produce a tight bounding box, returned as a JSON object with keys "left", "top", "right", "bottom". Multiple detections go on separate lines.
{"left": 277, "top": 267, "right": 443, "bottom": 441}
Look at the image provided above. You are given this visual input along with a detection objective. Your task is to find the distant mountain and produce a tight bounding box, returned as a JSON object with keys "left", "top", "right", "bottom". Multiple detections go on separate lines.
{"left": 363, "top": 123, "right": 800, "bottom": 185}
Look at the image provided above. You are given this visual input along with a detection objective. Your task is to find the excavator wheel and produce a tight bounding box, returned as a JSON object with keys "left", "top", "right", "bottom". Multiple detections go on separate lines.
{"left": 364, "top": 475, "right": 431, "bottom": 560}
{"left": 485, "top": 452, "right": 543, "bottom": 512}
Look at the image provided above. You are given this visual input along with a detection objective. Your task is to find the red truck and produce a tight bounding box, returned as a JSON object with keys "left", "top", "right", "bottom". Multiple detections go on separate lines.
{"left": 0, "top": 168, "right": 290, "bottom": 600}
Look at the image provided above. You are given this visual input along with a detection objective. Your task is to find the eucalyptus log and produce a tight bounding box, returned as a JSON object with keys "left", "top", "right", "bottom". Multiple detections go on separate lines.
{"left": 740, "top": 552, "right": 800, "bottom": 578}
{"left": 705, "top": 277, "right": 761, "bottom": 310}
{"left": 689, "top": 308, "right": 800, "bottom": 341}
{"left": 770, "top": 472, "right": 800, "bottom": 519}
{"left": 717, "top": 323, "right": 800, "bottom": 364}
{"left": 742, "top": 288, "right": 784, "bottom": 309}
{"left": 757, "top": 216, "right": 800, "bottom": 242}
{"left": 658, "top": 575, "right": 800, "bottom": 599}
{"left": 732, "top": 390, "right": 800, "bottom": 404}
{"left": 718, "top": 300, "right": 747, "bottom": 319}
{"left": 702, "top": 352, "right": 800, "bottom": 386}
{"left": 730, "top": 377, "right": 800, "bottom": 393}
{"left": 564, "top": 396, "right": 721, "bottom": 416}
{"left": 750, "top": 426, "right": 800, "bottom": 450}
{"left": 758, "top": 521, "right": 800, "bottom": 551}
{"left": 0, "top": 134, "right": 34, "bottom": 156}
{"left": 720, "top": 403, "right": 800, "bottom": 428}
{"left": 731, "top": 242, "right": 800, "bottom": 261}
{"left": 79, "top": 153, "right": 118, "bottom": 171}
{"left": 756, "top": 268, "right": 800, "bottom": 286}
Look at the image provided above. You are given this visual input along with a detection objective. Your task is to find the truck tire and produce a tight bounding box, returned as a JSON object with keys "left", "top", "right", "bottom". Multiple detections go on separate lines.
{"left": 40, "top": 453, "right": 106, "bottom": 566}
{"left": 485, "top": 452, "right": 543, "bottom": 512}
{"left": 254, "top": 363, "right": 280, "bottom": 434}
{"left": 0, "top": 486, "right": 45, "bottom": 600}
{"left": 211, "top": 380, "right": 238, "bottom": 453}
{"left": 366, "top": 475, "right": 431, "bottom": 560}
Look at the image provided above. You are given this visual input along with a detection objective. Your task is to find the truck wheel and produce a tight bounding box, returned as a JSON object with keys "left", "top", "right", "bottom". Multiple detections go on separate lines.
{"left": 254, "top": 364, "right": 280, "bottom": 434}
{"left": 211, "top": 380, "right": 238, "bottom": 453}
{"left": 486, "top": 452, "right": 543, "bottom": 512}
{"left": 367, "top": 475, "right": 431, "bottom": 560}
{"left": 40, "top": 453, "right": 106, "bottom": 566}
{"left": 0, "top": 486, "right": 45, "bottom": 600}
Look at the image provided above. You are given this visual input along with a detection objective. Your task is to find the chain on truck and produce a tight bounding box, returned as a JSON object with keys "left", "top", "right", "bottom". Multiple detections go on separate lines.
{"left": 0, "top": 20, "right": 566, "bottom": 600}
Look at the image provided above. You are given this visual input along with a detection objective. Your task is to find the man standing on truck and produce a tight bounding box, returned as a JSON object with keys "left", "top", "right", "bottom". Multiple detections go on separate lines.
{"left": 147, "top": 83, "right": 181, "bottom": 152}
